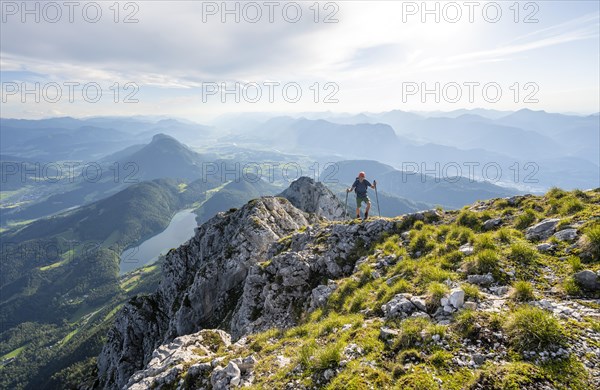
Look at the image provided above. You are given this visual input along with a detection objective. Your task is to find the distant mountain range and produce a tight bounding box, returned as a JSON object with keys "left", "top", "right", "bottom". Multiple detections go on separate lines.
{"left": 218, "top": 109, "right": 598, "bottom": 190}
{"left": 0, "top": 117, "right": 215, "bottom": 161}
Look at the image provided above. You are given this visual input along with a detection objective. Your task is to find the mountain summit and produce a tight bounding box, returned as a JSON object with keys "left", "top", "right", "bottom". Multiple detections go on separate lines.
{"left": 118, "top": 133, "right": 206, "bottom": 180}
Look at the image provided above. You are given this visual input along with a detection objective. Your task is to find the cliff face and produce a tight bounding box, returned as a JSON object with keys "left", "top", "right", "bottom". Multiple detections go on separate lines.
{"left": 229, "top": 218, "right": 397, "bottom": 338}
{"left": 97, "top": 196, "right": 319, "bottom": 388}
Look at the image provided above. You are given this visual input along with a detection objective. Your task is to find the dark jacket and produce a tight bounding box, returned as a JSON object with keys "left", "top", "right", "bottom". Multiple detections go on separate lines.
{"left": 352, "top": 178, "right": 372, "bottom": 197}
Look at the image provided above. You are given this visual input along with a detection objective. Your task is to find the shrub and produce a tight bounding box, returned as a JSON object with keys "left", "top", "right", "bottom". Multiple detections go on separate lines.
{"left": 476, "top": 249, "right": 500, "bottom": 274}
{"left": 509, "top": 243, "right": 537, "bottom": 264}
{"left": 515, "top": 209, "right": 537, "bottom": 229}
{"left": 504, "top": 306, "right": 566, "bottom": 351}
{"left": 511, "top": 281, "right": 535, "bottom": 302}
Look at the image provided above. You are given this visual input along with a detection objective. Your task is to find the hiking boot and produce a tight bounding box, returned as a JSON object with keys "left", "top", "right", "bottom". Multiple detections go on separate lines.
{"left": 364, "top": 211, "right": 369, "bottom": 220}
{"left": 356, "top": 214, "right": 360, "bottom": 219}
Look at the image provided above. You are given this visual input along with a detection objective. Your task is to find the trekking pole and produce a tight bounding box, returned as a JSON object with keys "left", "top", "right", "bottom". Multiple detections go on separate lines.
{"left": 374, "top": 180, "right": 381, "bottom": 218}
{"left": 344, "top": 190, "right": 348, "bottom": 220}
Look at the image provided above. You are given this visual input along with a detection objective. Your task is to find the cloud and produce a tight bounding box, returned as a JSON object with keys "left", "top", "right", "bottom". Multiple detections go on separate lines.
{"left": 1, "top": 1, "right": 598, "bottom": 117}
{"left": 412, "top": 12, "right": 600, "bottom": 73}
{"left": 1, "top": 2, "right": 337, "bottom": 85}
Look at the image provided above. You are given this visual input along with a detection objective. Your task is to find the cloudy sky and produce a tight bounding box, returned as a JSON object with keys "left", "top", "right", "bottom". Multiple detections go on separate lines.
{"left": 1, "top": 0, "right": 598, "bottom": 120}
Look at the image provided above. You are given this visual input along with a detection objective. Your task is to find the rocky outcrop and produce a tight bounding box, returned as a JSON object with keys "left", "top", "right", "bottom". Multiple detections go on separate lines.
{"left": 124, "top": 329, "right": 231, "bottom": 390}
{"left": 278, "top": 176, "right": 345, "bottom": 220}
{"left": 121, "top": 329, "right": 259, "bottom": 390}
{"left": 231, "top": 218, "right": 396, "bottom": 338}
{"left": 98, "top": 197, "right": 318, "bottom": 389}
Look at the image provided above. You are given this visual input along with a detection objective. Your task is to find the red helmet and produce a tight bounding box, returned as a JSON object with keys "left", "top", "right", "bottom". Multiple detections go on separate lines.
{"left": 358, "top": 171, "right": 365, "bottom": 178}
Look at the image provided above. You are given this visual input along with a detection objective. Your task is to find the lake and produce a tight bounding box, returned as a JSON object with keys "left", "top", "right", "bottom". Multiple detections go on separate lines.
{"left": 119, "top": 209, "right": 198, "bottom": 275}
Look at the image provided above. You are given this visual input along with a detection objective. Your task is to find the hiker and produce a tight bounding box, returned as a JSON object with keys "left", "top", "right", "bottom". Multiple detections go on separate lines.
{"left": 347, "top": 172, "right": 377, "bottom": 219}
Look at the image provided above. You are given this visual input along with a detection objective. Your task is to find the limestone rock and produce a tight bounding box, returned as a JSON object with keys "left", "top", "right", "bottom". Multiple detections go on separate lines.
{"left": 537, "top": 243, "right": 556, "bottom": 252}
{"left": 382, "top": 295, "right": 416, "bottom": 318}
{"left": 459, "top": 244, "right": 474, "bottom": 256}
{"left": 525, "top": 219, "right": 560, "bottom": 240}
{"left": 278, "top": 176, "right": 345, "bottom": 220}
{"left": 467, "top": 273, "right": 495, "bottom": 286}
{"left": 553, "top": 228, "right": 578, "bottom": 242}
{"left": 448, "top": 288, "right": 465, "bottom": 309}
{"left": 574, "top": 270, "right": 600, "bottom": 291}
{"left": 483, "top": 218, "right": 502, "bottom": 230}
{"left": 211, "top": 362, "right": 241, "bottom": 390}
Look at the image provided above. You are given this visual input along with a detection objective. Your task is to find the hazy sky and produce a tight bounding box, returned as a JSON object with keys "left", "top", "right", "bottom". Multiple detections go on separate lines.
{"left": 1, "top": 1, "right": 598, "bottom": 120}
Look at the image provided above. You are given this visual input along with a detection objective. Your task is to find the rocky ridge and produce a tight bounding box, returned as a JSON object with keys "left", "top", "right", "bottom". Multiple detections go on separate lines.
{"left": 96, "top": 185, "right": 600, "bottom": 389}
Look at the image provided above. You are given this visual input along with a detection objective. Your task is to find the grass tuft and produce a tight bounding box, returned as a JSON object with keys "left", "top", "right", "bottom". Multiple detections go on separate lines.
{"left": 509, "top": 243, "right": 537, "bottom": 264}
{"left": 504, "top": 306, "right": 566, "bottom": 351}
{"left": 511, "top": 281, "right": 535, "bottom": 302}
